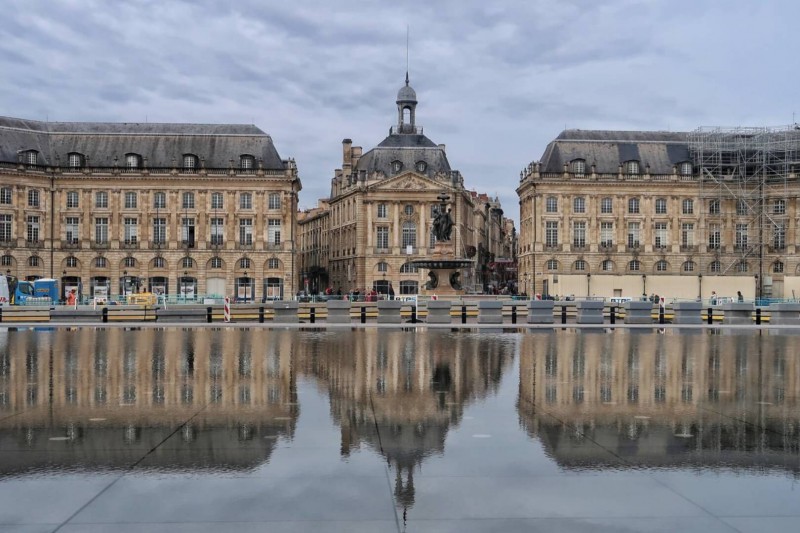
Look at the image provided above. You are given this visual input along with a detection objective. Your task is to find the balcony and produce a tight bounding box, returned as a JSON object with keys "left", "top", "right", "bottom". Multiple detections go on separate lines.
{"left": 374, "top": 247, "right": 391, "bottom": 254}
{"left": 150, "top": 240, "right": 167, "bottom": 249}
{"left": 238, "top": 242, "right": 254, "bottom": 251}
{"left": 599, "top": 242, "right": 614, "bottom": 250}
{"left": 266, "top": 243, "right": 282, "bottom": 251}
{"left": 61, "top": 239, "right": 80, "bottom": 250}
{"left": 25, "top": 239, "right": 44, "bottom": 249}
{"left": 121, "top": 239, "right": 140, "bottom": 250}
{"left": 626, "top": 242, "right": 641, "bottom": 252}
{"left": 181, "top": 240, "right": 195, "bottom": 249}
{"left": 0, "top": 239, "right": 16, "bottom": 249}
{"left": 680, "top": 245, "right": 697, "bottom": 252}
{"left": 91, "top": 241, "right": 110, "bottom": 250}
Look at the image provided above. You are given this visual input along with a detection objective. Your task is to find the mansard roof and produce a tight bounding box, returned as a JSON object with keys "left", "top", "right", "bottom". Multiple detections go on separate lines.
{"left": 0, "top": 116, "right": 286, "bottom": 169}
{"left": 540, "top": 129, "right": 691, "bottom": 174}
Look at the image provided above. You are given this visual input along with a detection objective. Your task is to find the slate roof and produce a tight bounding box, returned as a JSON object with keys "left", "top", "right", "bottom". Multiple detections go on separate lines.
{"left": 0, "top": 116, "right": 286, "bottom": 169}
{"left": 540, "top": 129, "right": 691, "bottom": 174}
{"left": 355, "top": 132, "right": 451, "bottom": 178}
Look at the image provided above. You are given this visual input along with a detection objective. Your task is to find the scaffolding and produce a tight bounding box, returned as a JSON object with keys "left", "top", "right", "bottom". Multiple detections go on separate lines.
{"left": 689, "top": 126, "right": 800, "bottom": 297}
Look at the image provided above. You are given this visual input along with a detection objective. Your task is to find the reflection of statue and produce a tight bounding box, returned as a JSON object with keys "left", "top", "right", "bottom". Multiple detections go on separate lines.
{"left": 449, "top": 271, "right": 462, "bottom": 290}
{"left": 432, "top": 207, "right": 453, "bottom": 241}
{"left": 425, "top": 270, "right": 438, "bottom": 290}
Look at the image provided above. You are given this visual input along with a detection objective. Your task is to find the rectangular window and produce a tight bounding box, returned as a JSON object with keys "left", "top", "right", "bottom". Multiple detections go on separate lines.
{"left": 182, "top": 192, "right": 195, "bottom": 209}
{"left": 66, "top": 191, "right": 79, "bottom": 208}
{"left": 182, "top": 218, "right": 195, "bottom": 246}
{"left": 377, "top": 226, "right": 389, "bottom": 249}
{"left": 708, "top": 223, "right": 721, "bottom": 249}
{"left": 736, "top": 200, "right": 748, "bottom": 216}
{"left": 681, "top": 223, "right": 694, "bottom": 247}
{"left": 210, "top": 217, "right": 224, "bottom": 244}
{"left": 628, "top": 198, "right": 640, "bottom": 214}
{"left": 95, "top": 217, "right": 108, "bottom": 244}
{"left": 27, "top": 216, "right": 39, "bottom": 242}
{"left": 600, "top": 222, "right": 613, "bottom": 246}
{"left": 65, "top": 217, "right": 79, "bottom": 243}
{"left": 124, "top": 192, "right": 137, "bottom": 209}
{"left": 153, "top": 218, "right": 166, "bottom": 244}
{"left": 28, "top": 189, "right": 39, "bottom": 208}
{"left": 211, "top": 192, "right": 224, "bottom": 209}
{"left": 153, "top": 192, "right": 166, "bottom": 209}
{"left": 655, "top": 198, "right": 667, "bottom": 214}
{"left": 654, "top": 222, "right": 668, "bottom": 248}
{"left": 0, "top": 214, "right": 11, "bottom": 241}
{"left": 268, "top": 219, "right": 281, "bottom": 245}
{"left": 773, "top": 199, "right": 786, "bottom": 215}
{"left": 627, "top": 222, "right": 640, "bottom": 248}
{"left": 95, "top": 191, "right": 108, "bottom": 208}
{"left": 709, "top": 199, "right": 720, "bottom": 215}
{"left": 572, "top": 221, "right": 586, "bottom": 248}
{"left": 268, "top": 193, "right": 281, "bottom": 210}
{"left": 546, "top": 197, "right": 558, "bottom": 213}
{"left": 774, "top": 223, "right": 786, "bottom": 249}
{"left": 601, "top": 197, "right": 613, "bottom": 214}
{"left": 573, "top": 197, "right": 585, "bottom": 213}
{"left": 124, "top": 218, "right": 138, "bottom": 244}
{"left": 377, "top": 203, "right": 387, "bottom": 219}
{"left": 736, "top": 223, "right": 748, "bottom": 249}
{"left": 239, "top": 218, "right": 253, "bottom": 245}
{"left": 240, "top": 193, "right": 252, "bottom": 210}
{"left": 0, "top": 187, "right": 12, "bottom": 205}
{"left": 545, "top": 221, "right": 558, "bottom": 247}
{"left": 682, "top": 199, "right": 694, "bottom": 215}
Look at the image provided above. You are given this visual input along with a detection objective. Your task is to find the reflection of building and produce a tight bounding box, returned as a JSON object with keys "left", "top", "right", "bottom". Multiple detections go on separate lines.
{"left": 309, "top": 330, "right": 513, "bottom": 511}
{"left": 518, "top": 331, "right": 800, "bottom": 472}
{"left": 0, "top": 118, "right": 301, "bottom": 301}
{"left": 517, "top": 128, "right": 800, "bottom": 300}
{"left": 298, "top": 78, "right": 515, "bottom": 295}
{"left": 0, "top": 329, "right": 297, "bottom": 473}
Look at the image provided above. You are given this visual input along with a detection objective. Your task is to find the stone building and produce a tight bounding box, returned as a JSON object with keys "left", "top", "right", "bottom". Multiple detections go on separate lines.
{"left": 0, "top": 117, "right": 301, "bottom": 302}
{"left": 517, "top": 128, "right": 800, "bottom": 300}
{"left": 300, "top": 77, "right": 514, "bottom": 295}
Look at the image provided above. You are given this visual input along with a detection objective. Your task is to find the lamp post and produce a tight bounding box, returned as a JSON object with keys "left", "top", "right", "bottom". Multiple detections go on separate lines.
{"left": 642, "top": 274, "right": 647, "bottom": 299}
{"left": 754, "top": 274, "right": 759, "bottom": 303}
{"left": 586, "top": 273, "right": 591, "bottom": 298}
{"left": 698, "top": 273, "right": 703, "bottom": 301}
{"left": 182, "top": 270, "right": 187, "bottom": 303}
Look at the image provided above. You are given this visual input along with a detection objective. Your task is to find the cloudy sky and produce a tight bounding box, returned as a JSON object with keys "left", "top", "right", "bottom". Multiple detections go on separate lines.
{"left": 2, "top": 0, "right": 798, "bottom": 223}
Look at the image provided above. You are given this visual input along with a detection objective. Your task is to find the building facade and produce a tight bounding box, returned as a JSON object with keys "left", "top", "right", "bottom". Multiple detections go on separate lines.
{"left": 517, "top": 128, "right": 800, "bottom": 301}
{"left": 299, "top": 77, "right": 515, "bottom": 296}
{"left": 0, "top": 117, "right": 301, "bottom": 302}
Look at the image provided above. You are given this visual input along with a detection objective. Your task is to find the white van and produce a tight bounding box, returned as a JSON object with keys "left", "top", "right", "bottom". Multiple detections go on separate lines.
{"left": 0, "top": 276, "right": 9, "bottom": 306}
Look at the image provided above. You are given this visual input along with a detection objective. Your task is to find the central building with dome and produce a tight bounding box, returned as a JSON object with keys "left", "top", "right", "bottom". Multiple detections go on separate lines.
{"left": 298, "top": 76, "right": 514, "bottom": 296}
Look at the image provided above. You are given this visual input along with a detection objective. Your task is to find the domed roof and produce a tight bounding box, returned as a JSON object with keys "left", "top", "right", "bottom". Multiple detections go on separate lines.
{"left": 397, "top": 74, "right": 417, "bottom": 103}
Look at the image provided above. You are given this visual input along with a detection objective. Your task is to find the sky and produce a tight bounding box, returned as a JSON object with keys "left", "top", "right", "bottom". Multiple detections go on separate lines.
{"left": 2, "top": 0, "right": 799, "bottom": 225}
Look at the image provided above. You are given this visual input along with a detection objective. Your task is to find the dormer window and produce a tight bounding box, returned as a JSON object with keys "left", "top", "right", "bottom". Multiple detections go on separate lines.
{"left": 125, "top": 153, "right": 141, "bottom": 169}
{"left": 22, "top": 150, "right": 38, "bottom": 165}
{"left": 415, "top": 161, "right": 427, "bottom": 173}
{"left": 571, "top": 159, "right": 586, "bottom": 176}
{"left": 183, "top": 154, "right": 198, "bottom": 171}
{"left": 625, "top": 160, "right": 640, "bottom": 175}
{"left": 680, "top": 162, "right": 693, "bottom": 176}
{"left": 240, "top": 155, "right": 255, "bottom": 170}
{"left": 68, "top": 152, "right": 84, "bottom": 169}
{"left": 391, "top": 160, "right": 403, "bottom": 173}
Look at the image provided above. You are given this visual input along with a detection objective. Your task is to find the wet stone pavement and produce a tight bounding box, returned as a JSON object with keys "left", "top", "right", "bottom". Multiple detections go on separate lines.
{"left": 0, "top": 327, "right": 798, "bottom": 532}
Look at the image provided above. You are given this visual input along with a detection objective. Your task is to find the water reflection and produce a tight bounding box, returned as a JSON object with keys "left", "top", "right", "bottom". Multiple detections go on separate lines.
{"left": 519, "top": 331, "right": 800, "bottom": 473}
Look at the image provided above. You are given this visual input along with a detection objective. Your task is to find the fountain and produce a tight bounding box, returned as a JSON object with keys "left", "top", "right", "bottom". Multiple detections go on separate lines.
{"left": 410, "top": 192, "right": 474, "bottom": 298}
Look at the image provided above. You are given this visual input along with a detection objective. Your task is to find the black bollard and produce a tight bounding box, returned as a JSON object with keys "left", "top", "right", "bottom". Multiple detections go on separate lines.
{"left": 707, "top": 307, "right": 713, "bottom": 325}
{"left": 206, "top": 306, "right": 212, "bottom": 323}
{"left": 310, "top": 307, "right": 316, "bottom": 324}
{"left": 360, "top": 306, "right": 366, "bottom": 324}
{"left": 0, "top": 307, "right": 3, "bottom": 323}
{"left": 756, "top": 307, "right": 761, "bottom": 325}
{"left": 411, "top": 306, "right": 417, "bottom": 323}
{"left": 259, "top": 306, "right": 265, "bottom": 323}
{"left": 511, "top": 305, "right": 517, "bottom": 324}
{"left": 461, "top": 305, "right": 467, "bottom": 324}
{"left": 102, "top": 307, "right": 108, "bottom": 323}
{"left": 659, "top": 306, "right": 665, "bottom": 325}
{"left": 610, "top": 306, "right": 616, "bottom": 325}
{"left": 561, "top": 305, "right": 567, "bottom": 324}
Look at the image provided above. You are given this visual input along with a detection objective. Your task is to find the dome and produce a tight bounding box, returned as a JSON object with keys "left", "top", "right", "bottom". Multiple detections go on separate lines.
{"left": 397, "top": 82, "right": 417, "bottom": 103}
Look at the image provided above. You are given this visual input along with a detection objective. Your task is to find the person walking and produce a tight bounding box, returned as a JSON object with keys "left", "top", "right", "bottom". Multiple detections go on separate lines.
{"left": 737, "top": 290, "right": 744, "bottom": 302}
{"left": 388, "top": 283, "right": 395, "bottom": 300}
{"left": 710, "top": 291, "right": 717, "bottom": 305}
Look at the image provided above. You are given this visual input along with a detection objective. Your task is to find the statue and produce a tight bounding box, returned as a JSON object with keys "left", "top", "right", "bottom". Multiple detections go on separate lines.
{"left": 425, "top": 270, "right": 438, "bottom": 290}
{"left": 432, "top": 207, "right": 453, "bottom": 242}
{"left": 449, "top": 271, "right": 462, "bottom": 290}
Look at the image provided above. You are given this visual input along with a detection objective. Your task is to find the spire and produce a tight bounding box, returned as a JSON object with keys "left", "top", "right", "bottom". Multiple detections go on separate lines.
{"left": 405, "top": 71, "right": 409, "bottom": 86}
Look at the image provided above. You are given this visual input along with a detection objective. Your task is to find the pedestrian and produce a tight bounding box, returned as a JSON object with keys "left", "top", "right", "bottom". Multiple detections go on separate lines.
{"left": 737, "top": 290, "right": 743, "bottom": 302}
{"left": 710, "top": 291, "right": 717, "bottom": 305}
{"left": 388, "top": 283, "right": 395, "bottom": 300}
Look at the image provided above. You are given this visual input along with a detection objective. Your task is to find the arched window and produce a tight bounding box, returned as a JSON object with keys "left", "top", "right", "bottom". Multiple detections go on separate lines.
{"left": 391, "top": 160, "right": 403, "bottom": 173}
{"left": 125, "top": 153, "right": 141, "bottom": 169}
{"left": 709, "top": 261, "right": 721, "bottom": 273}
{"left": 401, "top": 221, "right": 416, "bottom": 248}
{"left": 682, "top": 261, "right": 695, "bottom": 272}
{"left": 152, "top": 257, "right": 166, "bottom": 269}
{"left": 28, "top": 256, "right": 40, "bottom": 267}
{"left": 571, "top": 159, "right": 586, "bottom": 176}
{"left": 68, "top": 152, "right": 84, "bottom": 169}
{"left": 400, "top": 262, "right": 418, "bottom": 274}
{"left": 124, "top": 257, "right": 136, "bottom": 268}
{"left": 239, "top": 155, "right": 255, "bottom": 170}
{"left": 415, "top": 161, "right": 427, "bottom": 172}
{"left": 628, "top": 260, "right": 641, "bottom": 272}
{"left": 0, "top": 255, "right": 11, "bottom": 266}
{"left": 773, "top": 261, "right": 784, "bottom": 273}
{"left": 65, "top": 257, "right": 78, "bottom": 268}
{"left": 601, "top": 260, "right": 614, "bottom": 271}
{"left": 655, "top": 260, "right": 669, "bottom": 272}
{"left": 183, "top": 154, "right": 198, "bottom": 171}
{"left": 239, "top": 257, "right": 251, "bottom": 269}
{"left": 182, "top": 257, "right": 195, "bottom": 269}
{"left": 625, "top": 160, "right": 640, "bottom": 175}
{"left": 574, "top": 260, "right": 586, "bottom": 271}
{"left": 546, "top": 259, "right": 558, "bottom": 270}
{"left": 377, "top": 262, "right": 388, "bottom": 272}
{"left": 267, "top": 258, "right": 280, "bottom": 269}
{"left": 210, "top": 257, "right": 223, "bottom": 269}
{"left": 680, "top": 162, "right": 693, "bottom": 176}
{"left": 573, "top": 197, "right": 585, "bottom": 213}
{"left": 95, "top": 257, "right": 107, "bottom": 268}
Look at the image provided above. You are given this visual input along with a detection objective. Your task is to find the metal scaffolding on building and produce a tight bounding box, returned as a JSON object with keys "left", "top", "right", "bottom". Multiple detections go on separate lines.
{"left": 689, "top": 126, "right": 800, "bottom": 297}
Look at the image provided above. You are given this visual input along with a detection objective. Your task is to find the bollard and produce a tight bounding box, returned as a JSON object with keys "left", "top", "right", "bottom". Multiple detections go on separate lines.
{"left": 461, "top": 305, "right": 467, "bottom": 324}
{"left": 756, "top": 307, "right": 761, "bottom": 325}
{"left": 708, "top": 307, "right": 713, "bottom": 325}
{"left": 259, "top": 306, "right": 265, "bottom": 323}
{"left": 411, "top": 306, "right": 417, "bottom": 323}
{"left": 0, "top": 307, "right": 3, "bottom": 323}
{"left": 659, "top": 306, "right": 665, "bottom": 325}
{"left": 206, "top": 306, "right": 212, "bottom": 323}
{"left": 610, "top": 306, "right": 616, "bottom": 325}
{"left": 310, "top": 306, "right": 316, "bottom": 324}
{"left": 561, "top": 305, "right": 567, "bottom": 324}
{"left": 511, "top": 305, "right": 517, "bottom": 324}
{"left": 360, "top": 306, "right": 366, "bottom": 324}
{"left": 102, "top": 307, "right": 108, "bottom": 323}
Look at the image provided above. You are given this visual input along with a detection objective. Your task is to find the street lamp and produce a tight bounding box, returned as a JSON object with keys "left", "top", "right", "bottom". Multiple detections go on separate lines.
{"left": 586, "top": 273, "right": 591, "bottom": 298}
{"left": 754, "top": 274, "right": 759, "bottom": 303}
{"left": 698, "top": 273, "right": 703, "bottom": 301}
{"left": 642, "top": 274, "right": 647, "bottom": 299}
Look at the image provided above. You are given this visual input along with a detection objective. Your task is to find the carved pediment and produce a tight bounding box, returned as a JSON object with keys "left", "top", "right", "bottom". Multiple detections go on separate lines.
{"left": 369, "top": 173, "right": 441, "bottom": 192}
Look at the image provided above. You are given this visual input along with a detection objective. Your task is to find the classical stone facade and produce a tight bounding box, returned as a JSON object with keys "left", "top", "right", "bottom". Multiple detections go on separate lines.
{"left": 299, "top": 78, "right": 514, "bottom": 296}
{"left": 0, "top": 117, "right": 301, "bottom": 301}
{"left": 517, "top": 129, "right": 800, "bottom": 300}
